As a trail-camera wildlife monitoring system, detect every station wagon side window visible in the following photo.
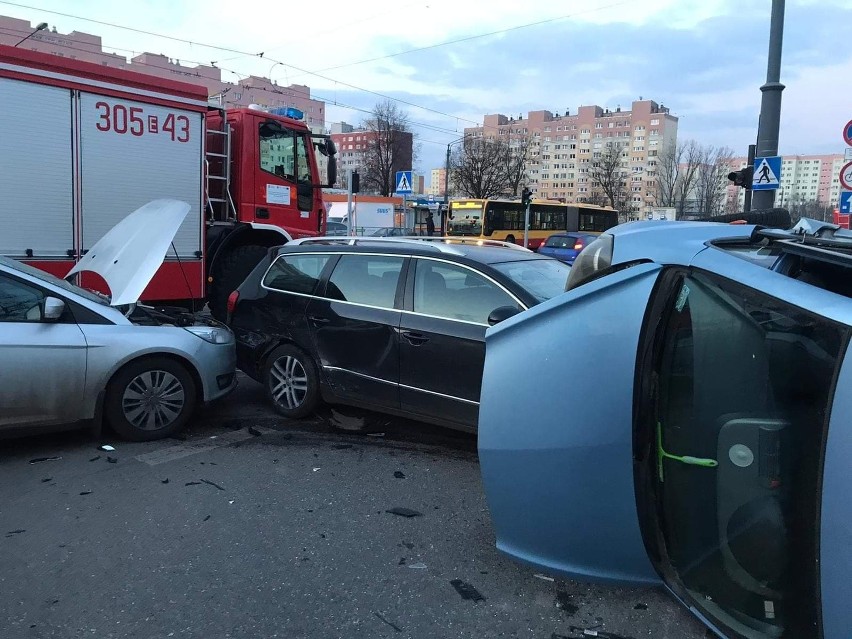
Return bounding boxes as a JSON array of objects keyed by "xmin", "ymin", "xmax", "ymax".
[
  {"xmin": 412, "ymin": 260, "xmax": 520, "ymax": 325},
  {"xmin": 637, "ymin": 269, "xmax": 847, "ymax": 639},
  {"xmin": 263, "ymin": 254, "xmax": 332, "ymax": 295},
  {"xmin": 0, "ymin": 275, "xmax": 44, "ymax": 322},
  {"xmin": 324, "ymin": 255, "xmax": 404, "ymax": 309}
]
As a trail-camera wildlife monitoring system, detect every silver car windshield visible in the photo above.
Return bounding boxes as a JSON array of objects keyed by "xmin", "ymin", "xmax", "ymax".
[
  {"xmin": 491, "ymin": 258, "xmax": 571, "ymax": 303},
  {"xmin": 0, "ymin": 256, "xmax": 110, "ymax": 306}
]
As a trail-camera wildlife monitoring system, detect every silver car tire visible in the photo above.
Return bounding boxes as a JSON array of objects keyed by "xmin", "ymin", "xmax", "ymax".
[
  {"xmin": 104, "ymin": 357, "xmax": 197, "ymax": 441},
  {"xmin": 264, "ymin": 345, "xmax": 320, "ymax": 419}
]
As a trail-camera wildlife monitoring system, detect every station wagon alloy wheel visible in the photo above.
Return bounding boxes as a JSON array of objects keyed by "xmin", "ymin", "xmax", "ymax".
[
  {"xmin": 122, "ymin": 370, "xmax": 186, "ymax": 430},
  {"xmin": 270, "ymin": 356, "xmax": 308, "ymax": 409}
]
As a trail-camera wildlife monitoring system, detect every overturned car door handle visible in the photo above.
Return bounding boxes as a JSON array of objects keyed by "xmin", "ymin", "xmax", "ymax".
[{"xmin": 401, "ymin": 330, "xmax": 429, "ymax": 346}]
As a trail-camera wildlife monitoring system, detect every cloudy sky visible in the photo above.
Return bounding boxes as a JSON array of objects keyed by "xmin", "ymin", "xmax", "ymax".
[{"xmin": 2, "ymin": 0, "xmax": 849, "ymax": 181}]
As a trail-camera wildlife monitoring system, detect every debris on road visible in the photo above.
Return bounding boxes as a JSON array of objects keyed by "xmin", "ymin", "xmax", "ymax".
[
  {"xmin": 29, "ymin": 456, "xmax": 61, "ymax": 465},
  {"xmin": 203, "ymin": 515, "xmax": 211, "ymax": 521},
  {"xmin": 185, "ymin": 481, "xmax": 202, "ymax": 486},
  {"xmin": 559, "ymin": 627, "xmax": 638, "ymax": 639},
  {"xmin": 99, "ymin": 445, "xmax": 115, "ymax": 452},
  {"xmin": 556, "ymin": 591, "xmax": 579, "ymax": 616},
  {"xmin": 107, "ymin": 457, "xmax": 118, "ymax": 464},
  {"xmin": 449, "ymin": 579, "xmax": 485, "ymax": 602},
  {"xmin": 200, "ymin": 479, "xmax": 225, "ymax": 491},
  {"xmin": 634, "ymin": 603, "xmax": 648, "ymax": 610},
  {"xmin": 41, "ymin": 478, "xmax": 52, "ymax": 483},
  {"xmin": 393, "ymin": 471, "xmax": 405, "ymax": 479},
  {"xmin": 312, "ymin": 467, "xmax": 321, "ymax": 472},
  {"xmin": 534, "ymin": 574, "xmax": 555, "ymax": 582},
  {"xmin": 373, "ymin": 612, "xmax": 402, "ymax": 633},
  {"xmin": 407, "ymin": 562, "xmax": 427, "ymax": 569},
  {"xmin": 248, "ymin": 426, "xmax": 263, "ymax": 437},
  {"xmin": 161, "ymin": 479, "xmax": 169, "ymax": 484},
  {"xmin": 88, "ymin": 456, "xmax": 100, "ymax": 462},
  {"xmin": 6, "ymin": 529, "xmax": 26, "ymax": 537},
  {"xmin": 386, "ymin": 507, "xmax": 422, "ymax": 518},
  {"xmin": 79, "ymin": 491, "xmax": 92, "ymax": 496},
  {"xmin": 329, "ymin": 409, "xmax": 365, "ymax": 431}
]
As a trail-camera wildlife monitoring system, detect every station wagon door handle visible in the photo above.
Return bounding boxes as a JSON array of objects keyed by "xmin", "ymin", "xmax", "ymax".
[
  {"xmin": 401, "ymin": 330, "xmax": 429, "ymax": 345},
  {"xmin": 308, "ymin": 315, "xmax": 330, "ymax": 325}
]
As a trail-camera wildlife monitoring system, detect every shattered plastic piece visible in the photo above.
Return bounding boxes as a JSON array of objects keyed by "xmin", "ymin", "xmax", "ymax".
[
  {"xmin": 634, "ymin": 603, "xmax": 648, "ymax": 610},
  {"xmin": 29, "ymin": 456, "xmax": 61, "ymax": 464},
  {"xmin": 88, "ymin": 456, "xmax": 101, "ymax": 462},
  {"xmin": 203, "ymin": 515, "xmax": 211, "ymax": 521},
  {"xmin": 386, "ymin": 507, "xmax": 422, "ymax": 518},
  {"xmin": 228, "ymin": 500, "xmax": 234, "ymax": 505},
  {"xmin": 200, "ymin": 479, "xmax": 225, "ymax": 491},
  {"xmin": 107, "ymin": 457, "xmax": 118, "ymax": 464},
  {"xmin": 6, "ymin": 529, "xmax": 26, "ymax": 537},
  {"xmin": 248, "ymin": 426, "xmax": 262, "ymax": 437},
  {"xmin": 366, "ymin": 432, "xmax": 386, "ymax": 437},
  {"xmin": 79, "ymin": 491, "xmax": 92, "ymax": 496},
  {"xmin": 534, "ymin": 574, "xmax": 555, "ymax": 582},
  {"xmin": 185, "ymin": 481, "xmax": 202, "ymax": 486},
  {"xmin": 41, "ymin": 478, "xmax": 52, "ymax": 483},
  {"xmin": 407, "ymin": 562, "xmax": 427, "ymax": 569},
  {"xmin": 99, "ymin": 445, "xmax": 115, "ymax": 451},
  {"xmin": 449, "ymin": 579, "xmax": 485, "ymax": 602},
  {"xmin": 312, "ymin": 467, "xmax": 321, "ymax": 472},
  {"xmin": 393, "ymin": 471, "xmax": 405, "ymax": 479},
  {"xmin": 567, "ymin": 626, "xmax": 637, "ymax": 639},
  {"xmin": 161, "ymin": 479, "xmax": 169, "ymax": 484},
  {"xmin": 373, "ymin": 612, "xmax": 402, "ymax": 633},
  {"xmin": 556, "ymin": 591, "xmax": 579, "ymax": 616}
]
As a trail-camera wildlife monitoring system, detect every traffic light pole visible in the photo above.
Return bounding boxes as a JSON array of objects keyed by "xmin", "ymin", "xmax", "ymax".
[
  {"xmin": 752, "ymin": 0, "xmax": 786, "ymax": 211},
  {"xmin": 523, "ymin": 202, "xmax": 530, "ymax": 248}
]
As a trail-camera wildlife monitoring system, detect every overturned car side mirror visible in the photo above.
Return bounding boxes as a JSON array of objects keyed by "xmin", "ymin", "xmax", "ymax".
[{"xmin": 487, "ymin": 305, "xmax": 521, "ymax": 326}]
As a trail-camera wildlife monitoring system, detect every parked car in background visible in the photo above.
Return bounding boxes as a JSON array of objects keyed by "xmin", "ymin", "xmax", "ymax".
[
  {"xmin": 0, "ymin": 200, "xmax": 236, "ymax": 441},
  {"xmin": 478, "ymin": 218, "xmax": 852, "ymax": 639},
  {"xmin": 536, "ymin": 232, "xmax": 598, "ymax": 264},
  {"xmin": 227, "ymin": 238, "xmax": 569, "ymax": 432}
]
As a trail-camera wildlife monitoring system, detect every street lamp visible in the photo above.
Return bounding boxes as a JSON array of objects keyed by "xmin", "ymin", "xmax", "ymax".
[
  {"xmin": 444, "ymin": 135, "xmax": 468, "ymax": 232},
  {"xmin": 15, "ymin": 22, "xmax": 48, "ymax": 47}
]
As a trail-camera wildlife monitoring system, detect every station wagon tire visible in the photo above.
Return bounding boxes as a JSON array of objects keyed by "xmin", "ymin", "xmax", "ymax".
[
  {"xmin": 104, "ymin": 357, "xmax": 197, "ymax": 441},
  {"xmin": 264, "ymin": 345, "xmax": 320, "ymax": 419},
  {"xmin": 209, "ymin": 244, "xmax": 269, "ymax": 320}
]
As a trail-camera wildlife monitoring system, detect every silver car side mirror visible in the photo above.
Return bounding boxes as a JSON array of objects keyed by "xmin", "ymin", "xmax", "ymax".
[{"xmin": 43, "ymin": 296, "xmax": 66, "ymax": 321}]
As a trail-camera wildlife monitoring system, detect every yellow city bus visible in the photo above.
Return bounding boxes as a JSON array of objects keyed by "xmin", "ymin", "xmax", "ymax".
[{"xmin": 446, "ymin": 199, "xmax": 618, "ymax": 249}]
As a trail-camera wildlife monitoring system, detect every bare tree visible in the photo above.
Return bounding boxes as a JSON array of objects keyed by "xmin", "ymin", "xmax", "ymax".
[
  {"xmin": 451, "ymin": 136, "xmax": 512, "ymax": 199},
  {"xmin": 655, "ymin": 140, "xmax": 702, "ymax": 215},
  {"xmin": 361, "ymin": 100, "xmax": 414, "ymax": 196},
  {"xmin": 695, "ymin": 146, "xmax": 734, "ymax": 217},
  {"xmin": 590, "ymin": 142, "xmax": 629, "ymax": 210},
  {"xmin": 504, "ymin": 135, "xmax": 534, "ymax": 197},
  {"xmin": 674, "ymin": 140, "xmax": 703, "ymax": 215}
]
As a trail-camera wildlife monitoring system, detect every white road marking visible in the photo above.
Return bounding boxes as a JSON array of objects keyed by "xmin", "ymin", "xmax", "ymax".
[{"xmin": 135, "ymin": 426, "xmax": 277, "ymax": 466}]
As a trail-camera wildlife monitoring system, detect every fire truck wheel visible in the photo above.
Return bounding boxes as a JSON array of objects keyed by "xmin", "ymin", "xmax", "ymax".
[
  {"xmin": 263, "ymin": 344, "xmax": 321, "ymax": 419},
  {"xmin": 104, "ymin": 357, "xmax": 197, "ymax": 441},
  {"xmin": 209, "ymin": 245, "xmax": 269, "ymax": 320}
]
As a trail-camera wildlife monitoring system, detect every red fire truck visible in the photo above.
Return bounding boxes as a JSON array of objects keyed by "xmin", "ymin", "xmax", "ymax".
[{"xmin": 0, "ymin": 44, "xmax": 336, "ymax": 318}]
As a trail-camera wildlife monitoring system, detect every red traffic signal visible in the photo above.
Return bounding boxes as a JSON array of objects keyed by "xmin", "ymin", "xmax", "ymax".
[{"xmin": 728, "ymin": 167, "xmax": 754, "ymax": 189}]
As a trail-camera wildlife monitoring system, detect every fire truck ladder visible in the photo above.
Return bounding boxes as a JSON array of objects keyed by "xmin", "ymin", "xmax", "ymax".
[{"xmin": 205, "ymin": 119, "xmax": 235, "ymax": 222}]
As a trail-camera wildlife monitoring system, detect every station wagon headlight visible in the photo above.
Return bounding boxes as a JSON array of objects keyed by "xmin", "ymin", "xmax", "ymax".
[
  {"xmin": 184, "ymin": 326, "xmax": 233, "ymax": 344},
  {"xmin": 565, "ymin": 233, "xmax": 614, "ymax": 291}
]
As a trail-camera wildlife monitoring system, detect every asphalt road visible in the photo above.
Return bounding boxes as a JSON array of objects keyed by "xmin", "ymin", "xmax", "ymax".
[{"xmin": 0, "ymin": 374, "xmax": 709, "ymax": 639}]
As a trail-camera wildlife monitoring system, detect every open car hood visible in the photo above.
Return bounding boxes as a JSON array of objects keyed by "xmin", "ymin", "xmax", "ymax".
[{"xmin": 66, "ymin": 199, "xmax": 190, "ymax": 306}]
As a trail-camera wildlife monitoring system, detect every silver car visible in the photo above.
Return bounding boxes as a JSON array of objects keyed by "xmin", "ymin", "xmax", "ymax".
[{"xmin": 0, "ymin": 200, "xmax": 236, "ymax": 441}]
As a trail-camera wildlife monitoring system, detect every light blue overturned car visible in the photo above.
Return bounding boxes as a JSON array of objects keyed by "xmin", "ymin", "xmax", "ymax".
[{"xmin": 478, "ymin": 218, "xmax": 852, "ymax": 639}]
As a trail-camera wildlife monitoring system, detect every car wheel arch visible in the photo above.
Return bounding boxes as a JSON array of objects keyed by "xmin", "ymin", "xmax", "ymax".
[{"xmin": 100, "ymin": 351, "xmax": 205, "ymax": 409}]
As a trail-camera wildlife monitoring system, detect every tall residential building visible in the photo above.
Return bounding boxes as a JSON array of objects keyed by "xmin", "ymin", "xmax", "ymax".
[
  {"xmin": 464, "ymin": 100, "xmax": 678, "ymax": 213},
  {"xmin": 429, "ymin": 168, "xmax": 447, "ymax": 197},
  {"xmin": 330, "ymin": 125, "xmax": 414, "ymax": 194},
  {"xmin": 0, "ymin": 15, "xmax": 326, "ymax": 130},
  {"xmin": 723, "ymin": 154, "xmax": 846, "ymax": 211}
]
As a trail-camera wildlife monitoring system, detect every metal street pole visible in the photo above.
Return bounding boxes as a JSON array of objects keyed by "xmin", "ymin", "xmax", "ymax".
[
  {"xmin": 443, "ymin": 144, "xmax": 451, "ymax": 234},
  {"xmin": 346, "ymin": 168, "xmax": 353, "ymax": 236},
  {"xmin": 752, "ymin": 0, "xmax": 786, "ymax": 210},
  {"xmin": 15, "ymin": 21, "xmax": 47, "ymax": 47},
  {"xmin": 523, "ymin": 202, "xmax": 530, "ymax": 248},
  {"xmin": 744, "ymin": 144, "xmax": 755, "ymax": 213}
]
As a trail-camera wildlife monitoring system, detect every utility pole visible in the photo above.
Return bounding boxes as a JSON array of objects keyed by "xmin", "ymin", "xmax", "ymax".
[
  {"xmin": 15, "ymin": 22, "xmax": 47, "ymax": 47},
  {"xmin": 752, "ymin": 0, "xmax": 786, "ymax": 210},
  {"xmin": 346, "ymin": 168, "xmax": 353, "ymax": 236}
]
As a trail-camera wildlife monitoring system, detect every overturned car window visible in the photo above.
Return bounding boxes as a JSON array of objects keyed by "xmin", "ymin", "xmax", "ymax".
[{"xmin": 639, "ymin": 270, "xmax": 846, "ymax": 639}]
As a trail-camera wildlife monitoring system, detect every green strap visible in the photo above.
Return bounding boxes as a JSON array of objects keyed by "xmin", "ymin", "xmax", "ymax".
[{"xmin": 656, "ymin": 422, "xmax": 718, "ymax": 482}]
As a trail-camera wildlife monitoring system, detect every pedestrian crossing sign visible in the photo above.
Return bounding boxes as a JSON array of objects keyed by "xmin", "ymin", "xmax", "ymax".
[
  {"xmin": 752, "ymin": 156, "xmax": 781, "ymax": 191},
  {"xmin": 395, "ymin": 170, "xmax": 413, "ymax": 194}
]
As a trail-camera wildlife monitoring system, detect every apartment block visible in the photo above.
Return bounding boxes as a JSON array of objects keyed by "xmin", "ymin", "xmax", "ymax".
[
  {"xmin": 464, "ymin": 99, "xmax": 678, "ymax": 213},
  {"xmin": 330, "ymin": 124, "xmax": 414, "ymax": 193},
  {"xmin": 0, "ymin": 16, "xmax": 326, "ymax": 130},
  {"xmin": 429, "ymin": 168, "xmax": 447, "ymax": 197},
  {"xmin": 724, "ymin": 154, "xmax": 846, "ymax": 211}
]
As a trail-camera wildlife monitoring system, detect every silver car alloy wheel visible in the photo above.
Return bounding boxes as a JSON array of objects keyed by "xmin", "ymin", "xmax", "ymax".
[
  {"xmin": 270, "ymin": 355, "xmax": 309, "ymax": 409},
  {"xmin": 121, "ymin": 370, "xmax": 186, "ymax": 430}
]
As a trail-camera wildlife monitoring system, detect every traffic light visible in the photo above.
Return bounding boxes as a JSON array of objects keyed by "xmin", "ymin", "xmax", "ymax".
[
  {"xmin": 351, "ymin": 170, "xmax": 360, "ymax": 193},
  {"xmin": 521, "ymin": 187, "xmax": 532, "ymax": 207},
  {"xmin": 727, "ymin": 167, "xmax": 753, "ymax": 189}
]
